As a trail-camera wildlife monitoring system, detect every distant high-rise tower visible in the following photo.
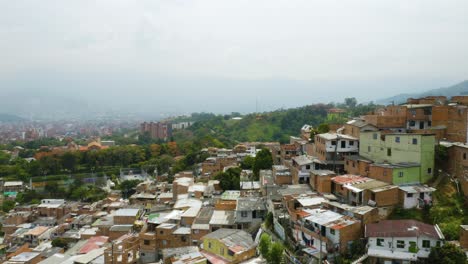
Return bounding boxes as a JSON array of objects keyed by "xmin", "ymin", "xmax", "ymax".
[{"xmin": 140, "ymin": 122, "xmax": 172, "ymax": 140}]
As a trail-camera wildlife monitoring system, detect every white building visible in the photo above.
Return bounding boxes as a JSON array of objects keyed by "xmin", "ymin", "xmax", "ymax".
[
  {"xmin": 365, "ymin": 220, "xmax": 444, "ymax": 263},
  {"xmin": 317, "ymin": 133, "xmax": 359, "ymax": 153},
  {"xmin": 398, "ymin": 185, "xmax": 436, "ymax": 209}
]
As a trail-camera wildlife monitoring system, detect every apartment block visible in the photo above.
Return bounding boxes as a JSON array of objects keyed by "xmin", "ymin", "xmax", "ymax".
[{"xmin": 359, "ymin": 131, "xmax": 435, "ymax": 184}]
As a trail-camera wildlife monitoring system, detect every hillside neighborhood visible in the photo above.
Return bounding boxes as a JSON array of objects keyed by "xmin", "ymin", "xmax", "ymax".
[{"xmin": 1, "ymin": 95, "xmax": 468, "ymax": 264}]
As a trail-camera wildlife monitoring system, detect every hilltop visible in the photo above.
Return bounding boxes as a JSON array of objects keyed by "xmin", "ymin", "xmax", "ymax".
[{"xmin": 173, "ymin": 101, "xmax": 376, "ymax": 146}]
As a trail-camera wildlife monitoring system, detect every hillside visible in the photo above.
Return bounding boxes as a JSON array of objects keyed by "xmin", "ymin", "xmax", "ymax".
[
  {"xmin": 377, "ymin": 80, "xmax": 468, "ymax": 104},
  {"xmin": 173, "ymin": 102, "xmax": 376, "ymax": 146},
  {"xmin": 0, "ymin": 113, "xmax": 24, "ymax": 122}
]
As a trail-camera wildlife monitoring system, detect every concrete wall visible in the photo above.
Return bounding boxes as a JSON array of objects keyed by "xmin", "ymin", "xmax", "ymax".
[{"xmin": 359, "ymin": 132, "xmax": 434, "ymax": 183}]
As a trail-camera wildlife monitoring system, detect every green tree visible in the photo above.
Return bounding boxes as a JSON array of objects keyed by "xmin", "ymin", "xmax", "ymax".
[
  {"xmin": 60, "ymin": 151, "xmax": 79, "ymax": 172},
  {"xmin": 428, "ymin": 243, "xmax": 467, "ymax": 264},
  {"xmin": 317, "ymin": 123, "xmax": 330, "ymax": 133},
  {"xmin": 52, "ymin": 238, "xmax": 69, "ymax": 248},
  {"xmin": 118, "ymin": 180, "xmax": 142, "ymax": 198},
  {"xmin": 268, "ymin": 242, "xmax": 284, "ymax": 264},
  {"xmin": 241, "ymin": 156, "xmax": 255, "ymax": 170},
  {"xmin": 0, "ymin": 151, "xmax": 11, "ymax": 165},
  {"xmin": 259, "ymin": 233, "xmax": 271, "ymax": 259},
  {"xmin": 265, "ymin": 212, "xmax": 273, "ymax": 229},
  {"xmin": 44, "ymin": 182, "xmax": 64, "ymax": 198},
  {"xmin": 2, "ymin": 200, "xmax": 16, "ymax": 212},
  {"xmin": 216, "ymin": 167, "xmax": 241, "ymax": 190},
  {"xmin": 253, "ymin": 149, "xmax": 273, "ymax": 179},
  {"xmin": 344, "ymin": 97, "xmax": 358, "ymax": 108}
]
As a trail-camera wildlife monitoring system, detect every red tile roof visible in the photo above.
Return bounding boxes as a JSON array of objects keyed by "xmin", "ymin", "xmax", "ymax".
[
  {"xmin": 331, "ymin": 175, "xmax": 370, "ymax": 184},
  {"xmin": 78, "ymin": 236, "xmax": 109, "ymax": 254}
]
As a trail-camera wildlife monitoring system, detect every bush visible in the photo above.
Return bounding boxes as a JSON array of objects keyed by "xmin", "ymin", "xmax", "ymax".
[
  {"xmin": 2, "ymin": 200, "xmax": 16, "ymax": 212},
  {"xmin": 52, "ymin": 238, "xmax": 69, "ymax": 248}
]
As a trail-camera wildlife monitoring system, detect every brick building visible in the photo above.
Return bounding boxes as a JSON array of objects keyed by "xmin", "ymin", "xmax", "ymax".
[{"xmin": 140, "ymin": 122, "xmax": 172, "ymax": 140}]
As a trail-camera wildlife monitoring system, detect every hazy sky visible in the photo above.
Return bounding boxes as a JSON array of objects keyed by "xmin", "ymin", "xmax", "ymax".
[{"xmin": 1, "ymin": 0, "xmax": 468, "ymax": 116}]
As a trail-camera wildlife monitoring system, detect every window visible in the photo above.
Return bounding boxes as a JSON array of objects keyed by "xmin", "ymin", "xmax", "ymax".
[
  {"xmin": 331, "ymin": 141, "xmax": 337, "ymax": 146},
  {"xmin": 373, "ymin": 133, "xmax": 378, "ymax": 139},
  {"xmin": 436, "ymin": 241, "xmax": 441, "ymax": 247},
  {"xmin": 341, "ymin": 141, "xmax": 346, "ymax": 148},
  {"xmin": 144, "ymin": 240, "xmax": 150, "ymax": 245},
  {"xmin": 349, "ymin": 141, "xmax": 354, "ymax": 146},
  {"xmin": 399, "ymin": 171, "xmax": 404, "ymax": 177},
  {"xmin": 162, "ymin": 240, "xmax": 167, "ymax": 246},
  {"xmin": 410, "ymin": 110, "xmax": 416, "ymax": 116},
  {"xmin": 409, "ymin": 120, "xmax": 416, "ymax": 126},
  {"xmin": 464, "ymin": 153, "xmax": 466, "ymax": 160},
  {"xmin": 428, "ymin": 121, "xmax": 432, "ymax": 127},
  {"xmin": 407, "ymin": 193, "xmax": 413, "ymax": 198},
  {"xmin": 181, "ymin": 236, "xmax": 187, "ymax": 242},
  {"xmin": 330, "ymin": 229, "xmax": 335, "ymax": 235},
  {"xmin": 422, "ymin": 240, "xmax": 431, "ymax": 248},
  {"xmin": 412, "ymin": 138, "xmax": 418, "ymax": 145},
  {"xmin": 395, "ymin": 137, "xmax": 400, "ymax": 143},
  {"xmin": 208, "ymin": 242, "xmax": 212, "ymax": 249},
  {"xmin": 377, "ymin": 238, "xmax": 384, "ymax": 246},
  {"xmin": 368, "ymin": 146, "xmax": 371, "ymax": 152},
  {"xmin": 241, "ymin": 211, "xmax": 248, "ymax": 217},
  {"xmin": 428, "ymin": 168, "xmax": 432, "ymax": 174},
  {"xmin": 387, "ymin": 148, "xmax": 392, "ymax": 156},
  {"xmin": 160, "ymin": 231, "xmax": 164, "ymax": 235},
  {"xmin": 228, "ymin": 250, "xmax": 235, "ymax": 256},
  {"xmin": 306, "ymin": 165, "xmax": 311, "ymax": 170},
  {"xmin": 397, "ymin": 240, "xmax": 405, "ymax": 248}
]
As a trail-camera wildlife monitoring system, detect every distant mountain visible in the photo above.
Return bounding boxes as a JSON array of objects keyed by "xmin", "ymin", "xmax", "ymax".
[
  {"xmin": 377, "ymin": 80, "xmax": 468, "ymax": 105},
  {"xmin": 0, "ymin": 113, "xmax": 24, "ymax": 122}
]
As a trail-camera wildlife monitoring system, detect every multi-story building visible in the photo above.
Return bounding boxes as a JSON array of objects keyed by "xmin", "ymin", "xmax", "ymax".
[
  {"xmin": 290, "ymin": 155, "xmax": 323, "ymax": 184},
  {"xmin": 443, "ymin": 141, "xmax": 468, "ymax": 199},
  {"xmin": 359, "ymin": 131, "xmax": 435, "ymax": 184},
  {"xmin": 313, "ymin": 133, "xmax": 359, "ymax": 172},
  {"xmin": 295, "ymin": 208, "xmax": 361, "ymax": 255},
  {"xmin": 339, "ymin": 118, "xmax": 378, "ymax": 139},
  {"xmin": 105, "ymin": 234, "xmax": 140, "ymax": 264},
  {"xmin": 140, "ymin": 122, "xmax": 172, "ymax": 140},
  {"xmin": 234, "ymin": 198, "xmax": 266, "ymax": 230}
]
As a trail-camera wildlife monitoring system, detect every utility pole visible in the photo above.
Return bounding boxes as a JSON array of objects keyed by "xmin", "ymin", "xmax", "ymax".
[
  {"xmin": 318, "ymin": 228, "xmax": 322, "ymax": 264},
  {"xmin": 332, "ymin": 134, "xmax": 340, "ymax": 173}
]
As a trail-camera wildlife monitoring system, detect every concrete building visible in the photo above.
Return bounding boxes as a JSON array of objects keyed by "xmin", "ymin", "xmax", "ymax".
[
  {"xmin": 309, "ymin": 170, "xmax": 335, "ymax": 194},
  {"xmin": 296, "ymin": 208, "xmax": 362, "ymax": 255},
  {"xmin": 365, "ymin": 220, "xmax": 445, "ymax": 263},
  {"xmin": 313, "ymin": 133, "xmax": 359, "ymax": 172},
  {"xmin": 359, "ymin": 131, "xmax": 435, "ymax": 184},
  {"xmin": 398, "ymin": 185, "xmax": 436, "ymax": 209},
  {"xmin": 140, "ymin": 122, "xmax": 172, "ymax": 140},
  {"xmin": 201, "ymin": 229, "xmax": 256, "ymax": 264},
  {"xmin": 339, "ymin": 118, "xmax": 378, "ymax": 139}
]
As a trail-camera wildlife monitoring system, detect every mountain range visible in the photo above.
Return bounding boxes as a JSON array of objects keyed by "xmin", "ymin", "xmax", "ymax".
[{"xmin": 377, "ymin": 80, "xmax": 468, "ymax": 105}]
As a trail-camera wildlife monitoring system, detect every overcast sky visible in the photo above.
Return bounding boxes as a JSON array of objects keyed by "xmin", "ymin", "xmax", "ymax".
[{"xmin": 1, "ymin": 0, "xmax": 468, "ymax": 116}]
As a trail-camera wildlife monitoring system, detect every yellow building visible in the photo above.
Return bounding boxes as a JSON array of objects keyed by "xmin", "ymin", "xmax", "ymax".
[{"xmin": 201, "ymin": 229, "xmax": 256, "ymax": 264}]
